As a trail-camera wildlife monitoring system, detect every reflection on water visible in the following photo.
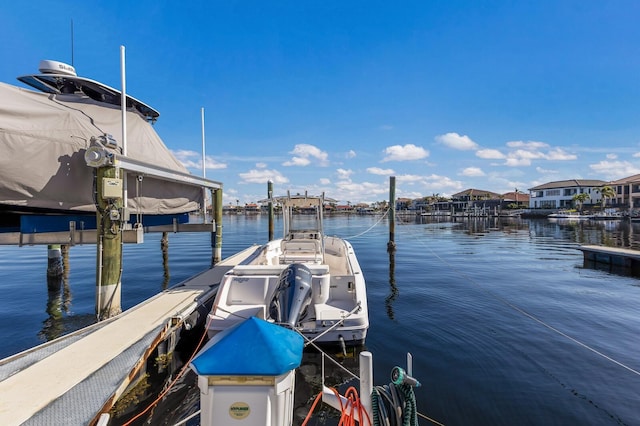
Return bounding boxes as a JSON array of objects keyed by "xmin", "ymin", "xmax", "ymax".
[{"xmin": 416, "ymin": 215, "xmax": 640, "ymax": 249}]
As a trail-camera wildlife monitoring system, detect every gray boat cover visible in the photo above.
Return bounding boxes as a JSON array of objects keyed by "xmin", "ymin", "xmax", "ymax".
[{"xmin": 0, "ymin": 82, "xmax": 203, "ymax": 214}]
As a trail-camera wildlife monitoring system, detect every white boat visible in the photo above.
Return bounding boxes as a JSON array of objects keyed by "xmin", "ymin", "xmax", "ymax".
[
  {"xmin": 206, "ymin": 192, "xmax": 369, "ymax": 345},
  {"xmin": 547, "ymin": 211, "xmax": 592, "ymax": 220}
]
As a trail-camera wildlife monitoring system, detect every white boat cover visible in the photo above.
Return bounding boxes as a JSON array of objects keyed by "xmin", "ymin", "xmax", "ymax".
[{"xmin": 0, "ymin": 82, "xmax": 203, "ymax": 214}]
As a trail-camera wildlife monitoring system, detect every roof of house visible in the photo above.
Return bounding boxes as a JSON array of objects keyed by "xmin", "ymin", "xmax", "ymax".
[
  {"xmin": 609, "ymin": 174, "xmax": 640, "ymax": 185},
  {"xmin": 528, "ymin": 179, "xmax": 607, "ymax": 191},
  {"xmin": 451, "ymin": 188, "xmax": 502, "ymax": 199},
  {"xmin": 502, "ymin": 191, "xmax": 530, "ymax": 202}
]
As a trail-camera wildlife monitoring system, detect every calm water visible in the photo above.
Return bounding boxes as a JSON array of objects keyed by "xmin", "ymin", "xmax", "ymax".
[{"xmin": 1, "ymin": 215, "xmax": 639, "ymax": 425}]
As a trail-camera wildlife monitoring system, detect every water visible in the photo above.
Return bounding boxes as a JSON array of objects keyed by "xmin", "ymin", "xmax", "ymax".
[{"xmin": 1, "ymin": 216, "xmax": 639, "ymax": 425}]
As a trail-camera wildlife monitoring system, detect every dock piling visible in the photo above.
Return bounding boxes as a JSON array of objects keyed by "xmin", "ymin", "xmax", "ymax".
[
  {"xmin": 46, "ymin": 244, "xmax": 63, "ymax": 278},
  {"xmin": 388, "ymin": 176, "xmax": 396, "ymax": 253},
  {"xmin": 268, "ymin": 180, "xmax": 274, "ymax": 241},
  {"xmin": 212, "ymin": 188, "xmax": 223, "ymax": 265},
  {"xmin": 95, "ymin": 166, "xmax": 123, "ymax": 320}
]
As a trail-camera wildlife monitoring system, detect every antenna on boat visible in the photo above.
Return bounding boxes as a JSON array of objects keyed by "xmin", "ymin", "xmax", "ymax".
[
  {"xmin": 70, "ymin": 19, "xmax": 74, "ymax": 66},
  {"xmin": 201, "ymin": 107, "xmax": 208, "ymax": 215}
]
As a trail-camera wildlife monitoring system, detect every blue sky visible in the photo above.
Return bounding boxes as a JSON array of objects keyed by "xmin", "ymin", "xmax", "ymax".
[{"xmin": 2, "ymin": 1, "xmax": 640, "ymax": 205}]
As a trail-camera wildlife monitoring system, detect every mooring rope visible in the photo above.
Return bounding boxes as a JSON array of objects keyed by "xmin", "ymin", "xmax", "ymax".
[
  {"xmin": 396, "ymin": 223, "xmax": 640, "ymax": 378},
  {"xmin": 341, "ymin": 207, "xmax": 390, "ymax": 240}
]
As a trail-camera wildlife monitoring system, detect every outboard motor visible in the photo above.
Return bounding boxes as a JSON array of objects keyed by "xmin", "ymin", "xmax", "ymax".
[{"xmin": 270, "ymin": 264, "xmax": 313, "ymax": 328}]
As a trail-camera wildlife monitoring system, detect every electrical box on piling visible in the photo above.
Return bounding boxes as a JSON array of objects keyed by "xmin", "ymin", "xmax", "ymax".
[
  {"xmin": 191, "ymin": 317, "xmax": 303, "ymax": 426},
  {"xmin": 101, "ymin": 178, "xmax": 123, "ymax": 199}
]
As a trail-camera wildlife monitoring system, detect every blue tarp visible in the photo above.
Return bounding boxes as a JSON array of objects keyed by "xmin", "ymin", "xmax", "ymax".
[{"xmin": 190, "ymin": 317, "xmax": 303, "ymax": 376}]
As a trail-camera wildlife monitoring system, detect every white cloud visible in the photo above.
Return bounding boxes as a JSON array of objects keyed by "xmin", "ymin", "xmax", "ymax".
[
  {"xmin": 346, "ymin": 150, "xmax": 357, "ymax": 158},
  {"xmin": 435, "ymin": 132, "xmax": 478, "ymax": 150},
  {"xmin": 379, "ymin": 125, "xmax": 394, "ymax": 131},
  {"xmin": 422, "ymin": 174, "xmax": 464, "ymax": 191},
  {"xmin": 634, "ymin": 152, "xmax": 640, "ymax": 158},
  {"xmin": 283, "ymin": 144, "xmax": 329, "ymax": 166},
  {"xmin": 282, "ymin": 156, "xmax": 310, "ymax": 166},
  {"xmin": 460, "ymin": 167, "xmax": 485, "ymax": 177},
  {"xmin": 589, "ymin": 160, "xmax": 640, "ymax": 180},
  {"xmin": 606, "ymin": 153, "xmax": 618, "ymax": 160},
  {"xmin": 336, "ymin": 168, "xmax": 354, "ymax": 180},
  {"xmin": 172, "ymin": 149, "xmax": 227, "ymax": 170},
  {"xmin": 239, "ymin": 168, "xmax": 289, "ymax": 184},
  {"xmin": 545, "ymin": 148, "xmax": 577, "ymax": 161},
  {"xmin": 476, "ymin": 149, "xmax": 506, "ymax": 159},
  {"xmin": 319, "ymin": 178, "xmax": 331, "ymax": 185},
  {"xmin": 535, "ymin": 166, "xmax": 558, "ymax": 174},
  {"xmin": 382, "ymin": 144, "xmax": 429, "ymax": 162},
  {"xmin": 367, "ymin": 167, "xmax": 395, "ymax": 175},
  {"xmin": 500, "ymin": 143, "xmax": 575, "ymax": 167},
  {"xmin": 396, "ymin": 174, "xmax": 425, "ymax": 183},
  {"xmin": 255, "ymin": 162, "xmax": 267, "ymax": 169},
  {"xmin": 506, "ymin": 140, "xmax": 549, "ymax": 150}
]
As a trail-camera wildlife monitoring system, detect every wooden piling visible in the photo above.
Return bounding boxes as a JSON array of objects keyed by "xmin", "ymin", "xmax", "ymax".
[
  {"xmin": 213, "ymin": 188, "xmax": 223, "ymax": 264},
  {"xmin": 387, "ymin": 176, "xmax": 396, "ymax": 253},
  {"xmin": 95, "ymin": 166, "xmax": 123, "ymax": 320},
  {"xmin": 161, "ymin": 232, "xmax": 170, "ymax": 289},
  {"xmin": 268, "ymin": 181, "xmax": 274, "ymax": 241},
  {"xmin": 47, "ymin": 244, "xmax": 63, "ymax": 278}
]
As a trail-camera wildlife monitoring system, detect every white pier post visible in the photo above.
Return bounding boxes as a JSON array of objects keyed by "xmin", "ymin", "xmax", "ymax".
[{"xmin": 360, "ymin": 351, "xmax": 373, "ymax": 422}]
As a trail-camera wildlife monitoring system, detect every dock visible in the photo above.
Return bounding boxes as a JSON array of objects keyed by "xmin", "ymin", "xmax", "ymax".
[
  {"xmin": 0, "ymin": 245, "xmax": 260, "ymax": 426},
  {"xmin": 578, "ymin": 245, "xmax": 640, "ymax": 275}
]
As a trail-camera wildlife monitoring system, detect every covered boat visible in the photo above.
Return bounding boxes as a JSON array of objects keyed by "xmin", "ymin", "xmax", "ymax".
[{"xmin": 0, "ymin": 60, "xmax": 209, "ymax": 217}]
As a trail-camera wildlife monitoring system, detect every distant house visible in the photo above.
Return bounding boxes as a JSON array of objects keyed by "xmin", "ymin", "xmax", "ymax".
[
  {"xmin": 451, "ymin": 188, "xmax": 502, "ymax": 211},
  {"xmin": 502, "ymin": 191, "xmax": 529, "ymax": 205},
  {"xmin": 336, "ymin": 204, "xmax": 354, "ymax": 213},
  {"xmin": 396, "ymin": 198, "xmax": 412, "ymax": 210},
  {"xmin": 609, "ymin": 174, "xmax": 640, "ymax": 209},
  {"xmin": 528, "ymin": 179, "xmax": 606, "ymax": 209},
  {"xmin": 243, "ymin": 203, "xmax": 260, "ymax": 214}
]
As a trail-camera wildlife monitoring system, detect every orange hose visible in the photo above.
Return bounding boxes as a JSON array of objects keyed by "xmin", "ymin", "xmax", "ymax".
[{"xmin": 301, "ymin": 392, "xmax": 324, "ymax": 426}]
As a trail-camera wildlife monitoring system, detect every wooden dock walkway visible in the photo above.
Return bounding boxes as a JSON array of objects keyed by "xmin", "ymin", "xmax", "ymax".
[{"xmin": 0, "ymin": 245, "xmax": 260, "ymax": 425}]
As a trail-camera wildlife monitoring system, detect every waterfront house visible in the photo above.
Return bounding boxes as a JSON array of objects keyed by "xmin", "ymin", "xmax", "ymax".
[
  {"xmin": 609, "ymin": 174, "xmax": 640, "ymax": 210},
  {"xmin": 451, "ymin": 188, "xmax": 502, "ymax": 212},
  {"xmin": 501, "ymin": 191, "xmax": 530, "ymax": 207},
  {"xmin": 528, "ymin": 179, "xmax": 606, "ymax": 209}
]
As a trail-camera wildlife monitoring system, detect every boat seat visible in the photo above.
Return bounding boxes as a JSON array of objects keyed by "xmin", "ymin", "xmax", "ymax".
[{"xmin": 280, "ymin": 239, "xmax": 323, "ymax": 263}]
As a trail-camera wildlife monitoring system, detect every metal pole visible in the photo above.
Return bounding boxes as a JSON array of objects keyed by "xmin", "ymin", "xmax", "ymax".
[
  {"xmin": 120, "ymin": 46, "xmax": 128, "ymax": 213},
  {"xmin": 201, "ymin": 107, "xmax": 207, "ymax": 216},
  {"xmin": 388, "ymin": 176, "xmax": 396, "ymax": 252},
  {"xmin": 268, "ymin": 180, "xmax": 274, "ymax": 241}
]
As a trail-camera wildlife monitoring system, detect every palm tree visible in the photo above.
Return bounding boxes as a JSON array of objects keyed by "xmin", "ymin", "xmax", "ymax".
[
  {"xmin": 572, "ymin": 193, "xmax": 591, "ymax": 213},
  {"xmin": 596, "ymin": 185, "xmax": 616, "ymax": 210}
]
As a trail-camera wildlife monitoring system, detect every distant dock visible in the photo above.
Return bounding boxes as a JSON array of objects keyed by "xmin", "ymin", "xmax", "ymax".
[
  {"xmin": 579, "ymin": 245, "xmax": 640, "ymax": 276},
  {"xmin": 0, "ymin": 245, "xmax": 260, "ymax": 425}
]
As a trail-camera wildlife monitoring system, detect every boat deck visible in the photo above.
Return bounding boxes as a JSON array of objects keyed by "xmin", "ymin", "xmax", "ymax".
[{"xmin": 0, "ymin": 245, "xmax": 260, "ymax": 425}]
